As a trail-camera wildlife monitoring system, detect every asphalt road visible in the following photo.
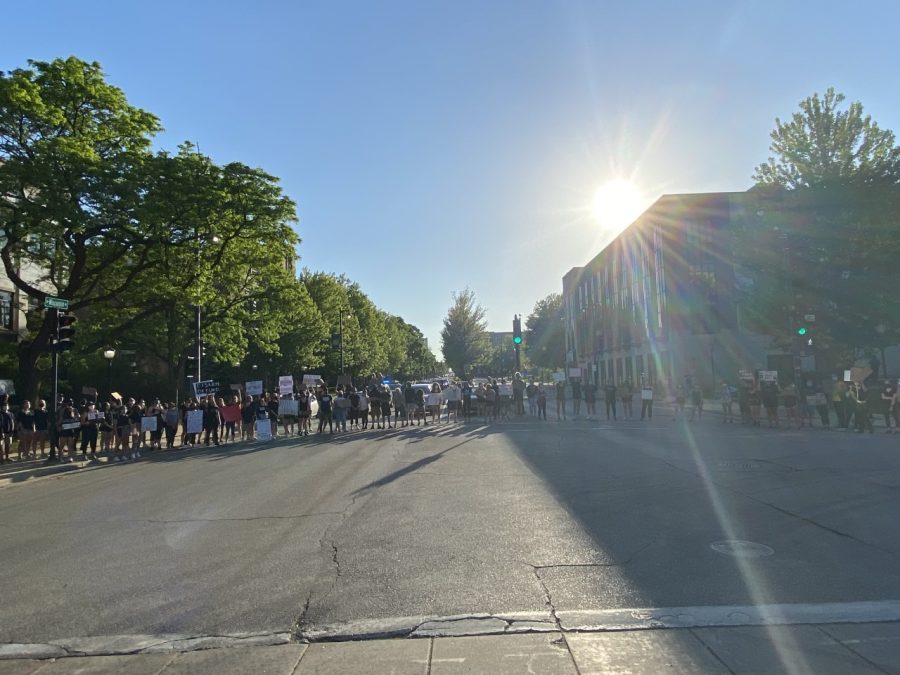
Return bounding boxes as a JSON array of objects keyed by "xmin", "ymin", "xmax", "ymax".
[{"xmin": 2, "ymin": 414, "xmax": 900, "ymax": 646}]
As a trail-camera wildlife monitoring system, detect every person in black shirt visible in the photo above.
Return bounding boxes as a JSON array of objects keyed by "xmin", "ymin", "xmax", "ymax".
[
  {"xmin": 57, "ymin": 399, "xmax": 79, "ymax": 462},
  {"xmin": 1, "ymin": 400, "xmax": 16, "ymax": 462},
  {"xmin": 33, "ymin": 400, "xmax": 49, "ymax": 458},
  {"xmin": 571, "ymin": 379, "xmax": 582, "ymax": 417},
  {"xmin": 850, "ymin": 382, "xmax": 874, "ymax": 434},
  {"xmin": 318, "ymin": 388, "xmax": 333, "ymax": 434},
  {"xmin": 16, "ymin": 400, "xmax": 36, "ymax": 459},
  {"xmin": 203, "ymin": 398, "xmax": 222, "ymax": 446},
  {"xmin": 604, "ymin": 382, "xmax": 617, "ymax": 420},
  {"xmin": 79, "ymin": 403, "xmax": 99, "ymax": 461}
]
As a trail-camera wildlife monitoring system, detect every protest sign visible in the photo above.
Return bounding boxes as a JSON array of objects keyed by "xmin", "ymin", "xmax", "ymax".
[
  {"xmin": 738, "ymin": 370, "xmax": 754, "ymax": 380},
  {"xmin": 230, "ymin": 384, "xmax": 242, "ymax": 392},
  {"xmin": 221, "ymin": 404, "xmax": 241, "ymax": 423},
  {"xmin": 110, "ymin": 391, "xmax": 122, "ymax": 401},
  {"xmin": 552, "ymin": 371, "xmax": 565, "ymax": 382},
  {"xmin": 141, "ymin": 416, "xmax": 158, "ymax": 432},
  {"xmin": 568, "ymin": 367, "xmax": 582, "ymax": 378},
  {"xmin": 336, "ymin": 374, "xmax": 353, "ymax": 387},
  {"xmin": 255, "ymin": 419, "xmax": 273, "ymax": 441},
  {"xmin": 498, "ymin": 383, "xmax": 513, "ymax": 396},
  {"xmin": 81, "ymin": 386, "xmax": 98, "ymax": 398},
  {"xmin": 759, "ymin": 370, "xmax": 778, "ymax": 382},
  {"xmin": 245, "ymin": 380, "xmax": 263, "ymax": 396},
  {"xmin": 425, "ymin": 393, "xmax": 443, "ymax": 407},
  {"xmin": 302, "ymin": 374, "xmax": 322, "ymax": 387},
  {"xmin": 0, "ymin": 380, "xmax": 15, "ymax": 395},
  {"xmin": 192, "ymin": 380, "xmax": 219, "ymax": 397},
  {"xmin": 641, "ymin": 388, "xmax": 654, "ymax": 401},
  {"xmin": 61, "ymin": 420, "xmax": 81, "ymax": 431},
  {"xmin": 278, "ymin": 375, "xmax": 294, "ymax": 395},
  {"xmin": 279, "ymin": 399, "xmax": 299, "ymax": 417},
  {"xmin": 186, "ymin": 409, "xmax": 204, "ymax": 434}
]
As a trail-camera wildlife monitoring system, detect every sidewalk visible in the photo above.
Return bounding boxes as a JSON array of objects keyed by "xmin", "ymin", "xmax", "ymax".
[{"xmin": 2, "ymin": 620, "xmax": 899, "ymax": 673}]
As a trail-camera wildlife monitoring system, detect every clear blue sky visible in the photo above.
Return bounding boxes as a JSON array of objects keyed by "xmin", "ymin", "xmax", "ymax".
[{"xmin": 6, "ymin": 1, "xmax": 900, "ymax": 356}]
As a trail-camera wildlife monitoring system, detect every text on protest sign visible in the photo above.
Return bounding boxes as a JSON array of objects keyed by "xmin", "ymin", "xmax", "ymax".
[
  {"xmin": 278, "ymin": 375, "xmax": 294, "ymax": 395},
  {"xmin": 141, "ymin": 416, "xmax": 158, "ymax": 432},
  {"xmin": 255, "ymin": 419, "xmax": 272, "ymax": 441},
  {"xmin": 192, "ymin": 380, "xmax": 220, "ymax": 397},
  {"xmin": 245, "ymin": 380, "xmax": 263, "ymax": 396},
  {"xmin": 186, "ymin": 410, "xmax": 204, "ymax": 434}
]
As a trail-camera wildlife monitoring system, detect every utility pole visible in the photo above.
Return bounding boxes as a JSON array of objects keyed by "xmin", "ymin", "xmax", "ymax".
[{"xmin": 48, "ymin": 308, "xmax": 59, "ymax": 462}]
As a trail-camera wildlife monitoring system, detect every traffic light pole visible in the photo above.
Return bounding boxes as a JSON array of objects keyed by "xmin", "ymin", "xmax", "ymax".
[
  {"xmin": 48, "ymin": 308, "xmax": 59, "ymax": 463},
  {"xmin": 340, "ymin": 312, "xmax": 344, "ymax": 374}
]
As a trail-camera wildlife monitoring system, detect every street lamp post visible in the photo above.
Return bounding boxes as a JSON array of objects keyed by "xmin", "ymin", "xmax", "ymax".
[
  {"xmin": 103, "ymin": 348, "xmax": 116, "ymax": 397},
  {"xmin": 337, "ymin": 308, "xmax": 352, "ymax": 374}
]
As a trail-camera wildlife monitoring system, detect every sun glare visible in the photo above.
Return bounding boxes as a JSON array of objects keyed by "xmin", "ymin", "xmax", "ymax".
[{"xmin": 592, "ymin": 179, "xmax": 645, "ymax": 235}]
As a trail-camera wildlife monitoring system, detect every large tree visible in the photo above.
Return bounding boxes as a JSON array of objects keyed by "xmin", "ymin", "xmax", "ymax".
[
  {"xmin": 753, "ymin": 88, "xmax": 900, "ymax": 188},
  {"xmin": 440, "ymin": 288, "xmax": 488, "ymax": 377},
  {"xmin": 524, "ymin": 293, "xmax": 565, "ymax": 371},
  {"xmin": 0, "ymin": 57, "xmax": 168, "ymax": 397}
]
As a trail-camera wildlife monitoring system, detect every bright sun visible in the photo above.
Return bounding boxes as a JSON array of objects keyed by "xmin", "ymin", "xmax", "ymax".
[{"xmin": 592, "ymin": 179, "xmax": 645, "ymax": 233}]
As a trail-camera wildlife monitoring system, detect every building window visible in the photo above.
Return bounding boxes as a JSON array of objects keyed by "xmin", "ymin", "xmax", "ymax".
[{"xmin": 0, "ymin": 291, "xmax": 13, "ymax": 331}]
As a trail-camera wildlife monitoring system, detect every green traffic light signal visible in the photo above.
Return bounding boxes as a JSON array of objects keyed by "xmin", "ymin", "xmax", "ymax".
[
  {"xmin": 797, "ymin": 327, "xmax": 807, "ymax": 335},
  {"xmin": 513, "ymin": 335, "xmax": 522, "ymax": 345}
]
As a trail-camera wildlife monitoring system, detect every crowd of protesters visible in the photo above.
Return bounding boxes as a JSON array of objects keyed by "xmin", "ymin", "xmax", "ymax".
[
  {"xmin": 3, "ymin": 369, "xmax": 898, "ymax": 465},
  {"xmin": 0, "ymin": 372, "xmax": 541, "ymax": 464}
]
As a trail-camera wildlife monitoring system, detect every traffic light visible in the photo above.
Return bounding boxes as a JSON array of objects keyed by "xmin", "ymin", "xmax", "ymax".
[
  {"xmin": 797, "ymin": 327, "xmax": 807, "ymax": 336},
  {"xmin": 331, "ymin": 332, "xmax": 342, "ymax": 351},
  {"xmin": 512, "ymin": 315, "xmax": 522, "ymax": 345},
  {"xmin": 55, "ymin": 313, "xmax": 77, "ymax": 352}
]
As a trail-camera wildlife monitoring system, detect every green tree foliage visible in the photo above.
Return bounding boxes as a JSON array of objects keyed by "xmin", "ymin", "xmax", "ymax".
[
  {"xmin": 524, "ymin": 293, "xmax": 565, "ymax": 370},
  {"xmin": 0, "ymin": 57, "xmax": 167, "ymax": 397},
  {"xmin": 440, "ymin": 288, "xmax": 488, "ymax": 377},
  {"xmin": 0, "ymin": 57, "xmax": 437, "ymax": 398},
  {"xmin": 753, "ymin": 88, "xmax": 900, "ymax": 188}
]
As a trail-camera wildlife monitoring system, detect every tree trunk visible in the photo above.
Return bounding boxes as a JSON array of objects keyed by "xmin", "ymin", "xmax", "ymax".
[{"xmin": 18, "ymin": 310, "xmax": 56, "ymax": 401}]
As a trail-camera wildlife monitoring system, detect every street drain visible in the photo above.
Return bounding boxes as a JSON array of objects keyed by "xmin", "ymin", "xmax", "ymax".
[{"xmin": 709, "ymin": 540, "xmax": 774, "ymax": 558}]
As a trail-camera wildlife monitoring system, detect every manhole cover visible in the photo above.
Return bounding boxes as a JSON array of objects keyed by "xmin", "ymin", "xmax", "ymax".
[{"xmin": 710, "ymin": 540, "xmax": 774, "ymax": 558}]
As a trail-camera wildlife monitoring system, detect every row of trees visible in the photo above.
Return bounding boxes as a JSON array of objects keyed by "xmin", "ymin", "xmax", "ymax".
[
  {"xmin": 439, "ymin": 288, "xmax": 565, "ymax": 378},
  {"xmin": 0, "ymin": 57, "xmax": 436, "ymax": 400}
]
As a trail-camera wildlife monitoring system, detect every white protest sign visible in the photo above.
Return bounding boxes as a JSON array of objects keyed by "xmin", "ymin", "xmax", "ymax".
[
  {"xmin": 641, "ymin": 388, "xmax": 654, "ymax": 401},
  {"xmin": 141, "ymin": 416, "xmax": 158, "ymax": 432},
  {"xmin": 186, "ymin": 409, "xmax": 204, "ymax": 434},
  {"xmin": 302, "ymin": 374, "xmax": 322, "ymax": 387},
  {"xmin": 844, "ymin": 370, "xmax": 852, "ymax": 382},
  {"xmin": 552, "ymin": 371, "xmax": 566, "ymax": 382},
  {"xmin": 425, "ymin": 393, "xmax": 443, "ymax": 407},
  {"xmin": 245, "ymin": 380, "xmax": 263, "ymax": 396},
  {"xmin": 255, "ymin": 419, "xmax": 272, "ymax": 441},
  {"xmin": 739, "ymin": 369, "xmax": 754, "ymax": 380},
  {"xmin": 278, "ymin": 399, "xmax": 299, "ymax": 417},
  {"xmin": 568, "ymin": 367, "xmax": 582, "ymax": 378},
  {"xmin": 498, "ymin": 383, "xmax": 513, "ymax": 396},
  {"xmin": 278, "ymin": 375, "xmax": 294, "ymax": 395},
  {"xmin": 759, "ymin": 370, "xmax": 778, "ymax": 382}
]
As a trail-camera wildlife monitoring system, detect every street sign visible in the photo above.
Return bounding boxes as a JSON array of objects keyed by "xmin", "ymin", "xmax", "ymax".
[
  {"xmin": 44, "ymin": 297, "xmax": 69, "ymax": 310},
  {"xmin": 803, "ymin": 314, "xmax": 816, "ymax": 322}
]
